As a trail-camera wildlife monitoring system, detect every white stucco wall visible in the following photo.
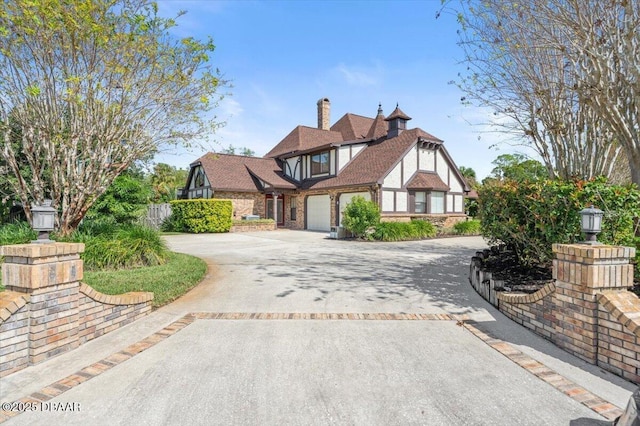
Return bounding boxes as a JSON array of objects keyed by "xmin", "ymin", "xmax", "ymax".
[
  {"xmin": 382, "ymin": 190, "xmax": 395, "ymax": 211},
  {"xmin": 447, "ymin": 194, "xmax": 454, "ymax": 213},
  {"xmin": 449, "ymin": 169, "xmax": 463, "ymax": 192},
  {"xmin": 338, "ymin": 146, "xmax": 350, "ymax": 171},
  {"xmin": 352, "ymin": 144, "xmax": 365, "ymax": 157},
  {"xmin": 436, "ymin": 150, "xmax": 449, "ymax": 184},
  {"xmin": 383, "ymin": 163, "xmax": 402, "ymax": 189},
  {"xmin": 419, "ymin": 148, "xmax": 435, "ymax": 171},
  {"xmin": 286, "ymin": 157, "xmax": 300, "ymax": 181},
  {"xmin": 403, "ymin": 147, "xmax": 418, "ymax": 186}
]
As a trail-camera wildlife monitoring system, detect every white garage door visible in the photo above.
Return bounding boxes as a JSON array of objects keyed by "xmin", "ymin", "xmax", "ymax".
[
  {"xmin": 306, "ymin": 194, "xmax": 331, "ymax": 231},
  {"xmin": 339, "ymin": 192, "xmax": 371, "ymax": 226}
]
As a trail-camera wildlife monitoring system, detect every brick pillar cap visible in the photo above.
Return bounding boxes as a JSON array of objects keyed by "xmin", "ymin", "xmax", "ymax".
[{"xmin": 0, "ymin": 242, "xmax": 85, "ymax": 258}]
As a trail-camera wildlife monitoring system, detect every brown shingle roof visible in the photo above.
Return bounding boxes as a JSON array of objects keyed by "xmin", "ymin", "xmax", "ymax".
[
  {"xmin": 302, "ymin": 128, "xmax": 437, "ymax": 190},
  {"xmin": 265, "ymin": 126, "xmax": 343, "ymax": 158},
  {"xmin": 385, "ymin": 106, "xmax": 412, "ymax": 121},
  {"xmin": 365, "ymin": 111, "xmax": 387, "ymax": 139},
  {"xmin": 406, "ymin": 172, "xmax": 450, "ymax": 191},
  {"xmin": 196, "ymin": 153, "xmax": 295, "ymax": 192},
  {"xmin": 330, "ymin": 113, "xmax": 374, "ymax": 140}
]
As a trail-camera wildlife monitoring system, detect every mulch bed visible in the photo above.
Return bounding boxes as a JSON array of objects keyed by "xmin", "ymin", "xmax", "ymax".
[{"xmin": 480, "ymin": 247, "xmax": 640, "ymax": 295}]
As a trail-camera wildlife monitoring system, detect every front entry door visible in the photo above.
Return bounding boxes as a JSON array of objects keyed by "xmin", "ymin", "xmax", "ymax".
[{"xmin": 266, "ymin": 195, "xmax": 284, "ymax": 226}]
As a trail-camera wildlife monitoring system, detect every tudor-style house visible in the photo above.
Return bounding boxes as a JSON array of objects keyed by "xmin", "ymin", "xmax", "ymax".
[{"xmin": 182, "ymin": 98, "xmax": 470, "ymax": 231}]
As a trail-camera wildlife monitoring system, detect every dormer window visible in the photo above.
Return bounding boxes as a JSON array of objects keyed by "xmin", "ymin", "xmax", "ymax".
[{"xmin": 311, "ymin": 151, "xmax": 330, "ymax": 176}]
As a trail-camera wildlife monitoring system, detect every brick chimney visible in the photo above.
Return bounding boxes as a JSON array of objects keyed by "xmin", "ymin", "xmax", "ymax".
[{"xmin": 317, "ymin": 98, "xmax": 330, "ymax": 130}]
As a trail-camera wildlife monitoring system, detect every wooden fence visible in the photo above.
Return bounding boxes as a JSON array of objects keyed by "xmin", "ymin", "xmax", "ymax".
[{"xmin": 144, "ymin": 203, "xmax": 172, "ymax": 229}]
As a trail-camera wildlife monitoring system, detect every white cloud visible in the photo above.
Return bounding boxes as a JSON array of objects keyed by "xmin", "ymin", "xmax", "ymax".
[
  {"xmin": 219, "ymin": 97, "xmax": 244, "ymax": 118},
  {"xmin": 333, "ymin": 63, "xmax": 381, "ymax": 87}
]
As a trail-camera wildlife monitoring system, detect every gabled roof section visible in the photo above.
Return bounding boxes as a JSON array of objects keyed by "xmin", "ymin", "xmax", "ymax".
[
  {"xmin": 195, "ymin": 153, "xmax": 295, "ymax": 192},
  {"xmin": 301, "ymin": 128, "xmax": 433, "ymax": 190},
  {"xmin": 265, "ymin": 126, "xmax": 343, "ymax": 158},
  {"xmin": 406, "ymin": 172, "xmax": 450, "ymax": 191},
  {"xmin": 330, "ymin": 113, "xmax": 374, "ymax": 140}
]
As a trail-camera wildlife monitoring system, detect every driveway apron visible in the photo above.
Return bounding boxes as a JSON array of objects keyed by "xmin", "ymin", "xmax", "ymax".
[{"xmin": 0, "ymin": 231, "xmax": 633, "ymax": 425}]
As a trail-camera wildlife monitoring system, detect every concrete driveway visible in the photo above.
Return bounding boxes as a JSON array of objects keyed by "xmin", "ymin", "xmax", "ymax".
[{"xmin": 1, "ymin": 230, "xmax": 634, "ymax": 425}]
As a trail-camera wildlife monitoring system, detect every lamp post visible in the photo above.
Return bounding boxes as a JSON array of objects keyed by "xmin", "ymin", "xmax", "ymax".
[
  {"xmin": 31, "ymin": 200, "xmax": 56, "ymax": 243},
  {"xmin": 579, "ymin": 205, "xmax": 604, "ymax": 245}
]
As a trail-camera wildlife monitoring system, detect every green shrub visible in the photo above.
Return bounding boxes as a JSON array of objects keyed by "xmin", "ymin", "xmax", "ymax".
[
  {"xmin": 77, "ymin": 225, "xmax": 169, "ymax": 270},
  {"xmin": 411, "ymin": 219, "xmax": 437, "ymax": 238},
  {"xmin": 372, "ymin": 220, "xmax": 436, "ymax": 241},
  {"xmin": 453, "ymin": 220, "xmax": 481, "ymax": 235},
  {"xmin": 169, "ymin": 199, "xmax": 233, "ymax": 233},
  {"xmin": 85, "ymin": 171, "xmax": 152, "ymax": 225},
  {"xmin": 0, "ymin": 221, "xmax": 37, "ymax": 245},
  {"xmin": 479, "ymin": 177, "xmax": 640, "ymax": 267},
  {"xmin": 160, "ymin": 213, "xmax": 183, "ymax": 232},
  {"xmin": 342, "ymin": 196, "xmax": 380, "ymax": 239}
]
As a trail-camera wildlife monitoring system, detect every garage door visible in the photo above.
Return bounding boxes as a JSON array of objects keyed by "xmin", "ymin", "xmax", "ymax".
[
  {"xmin": 339, "ymin": 192, "xmax": 371, "ymax": 226},
  {"xmin": 306, "ymin": 194, "xmax": 331, "ymax": 231}
]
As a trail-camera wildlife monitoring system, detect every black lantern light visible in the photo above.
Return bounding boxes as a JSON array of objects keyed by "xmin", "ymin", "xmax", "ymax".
[
  {"xmin": 579, "ymin": 205, "xmax": 604, "ymax": 245},
  {"xmin": 31, "ymin": 200, "xmax": 56, "ymax": 243}
]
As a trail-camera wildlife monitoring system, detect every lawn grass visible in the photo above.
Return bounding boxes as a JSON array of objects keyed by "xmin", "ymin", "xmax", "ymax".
[
  {"xmin": 82, "ymin": 252, "xmax": 207, "ymax": 308},
  {"xmin": 0, "ymin": 252, "xmax": 207, "ymax": 307}
]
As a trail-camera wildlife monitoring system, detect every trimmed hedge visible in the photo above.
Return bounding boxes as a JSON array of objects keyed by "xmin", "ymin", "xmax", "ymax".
[
  {"xmin": 479, "ymin": 177, "xmax": 640, "ymax": 267},
  {"xmin": 372, "ymin": 220, "xmax": 437, "ymax": 242},
  {"xmin": 169, "ymin": 199, "xmax": 233, "ymax": 233}
]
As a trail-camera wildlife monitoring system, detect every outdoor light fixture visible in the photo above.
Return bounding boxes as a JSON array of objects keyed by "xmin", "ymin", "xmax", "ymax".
[
  {"xmin": 31, "ymin": 200, "xmax": 56, "ymax": 243},
  {"xmin": 579, "ymin": 205, "xmax": 604, "ymax": 245}
]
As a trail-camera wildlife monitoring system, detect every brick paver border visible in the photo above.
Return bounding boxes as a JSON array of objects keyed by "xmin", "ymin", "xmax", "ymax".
[
  {"xmin": 0, "ymin": 312, "xmax": 624, "ymax": 423},
  {"xmin": 463, "ymin": 320, "xmax": 624, "ymax": 421}
]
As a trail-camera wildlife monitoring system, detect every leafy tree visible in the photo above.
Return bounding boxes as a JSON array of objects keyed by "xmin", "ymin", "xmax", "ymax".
[
  {"xmin": 487, "ymin": 154, "xmax": 548, "ymax": 183},
  {"xmin": 459, "ymin": 166, "xmax": 478, "ymax": 188},
  {"xmin": 0, "ymin": 0, "xmax": 226, "ymax": 235},
  {"xmin": 149, "ymin": 163, "xmax": 188, "ymax": 203},
  {"xmin": 86, "ymin": 168, "xmax": 152, "ymax": 225},
  {"xmin": 447, "ymin": 0, "xmax": 628, "ymax": 182},
  {"xmin": 221, "ymin": 144, "xmax": 256, "ymax": 157}
]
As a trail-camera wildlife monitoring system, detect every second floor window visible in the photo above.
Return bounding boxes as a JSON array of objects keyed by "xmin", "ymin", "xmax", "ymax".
[{"xmin": 311, "ymin": 151, "xmax": 330, "ymax": 175}]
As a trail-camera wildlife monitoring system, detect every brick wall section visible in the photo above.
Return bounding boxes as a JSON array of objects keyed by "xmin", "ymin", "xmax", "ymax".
[
  {"xmin": 214, "ymin": 191, "xmax": 265, "ymax": 220},
  {"xmin": 0, "ymin": 243, "xmax": 153, "ymax": 377},
  {"xmin": 497, "ymin": 283, "xmax": 558, "ymax": 342},
  {"xmin": 230, "ymin": 222, "xmax": 277, "ymax": 232},
  {"xmin": 77, "ymin": 283, "xmax": 152, "ymax": 345},
  {"xmin": 470, "ymin": 243, "xmax": 640, "ymax": 383},
  {"xmin": 0, "ymin": 292, "xmax": 30, "ymax": 376},
  {"xmin": 597, "ymin": 292, "xmax": 640, "ymax": 383}
]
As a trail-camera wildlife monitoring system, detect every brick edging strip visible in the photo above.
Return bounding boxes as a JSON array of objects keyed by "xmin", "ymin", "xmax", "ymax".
[
  {"xmin": 463, "ymin": 320, "xmax": 624, "ymax": 421},
  {"xmin": 0, "ymin": 312, "xmax": 624, "ymax": 423}
]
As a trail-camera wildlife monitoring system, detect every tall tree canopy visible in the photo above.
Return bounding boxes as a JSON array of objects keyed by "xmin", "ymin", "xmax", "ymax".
[
  {"xmin": 0, "ymin": 0, "xmax": 226, "ymax": 234},
  {"xmin": 449, "ymin": 0, "xmax": 639, "ymax": 185}
]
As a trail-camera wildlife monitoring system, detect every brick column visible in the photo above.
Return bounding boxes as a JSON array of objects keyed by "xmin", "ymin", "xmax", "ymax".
[
  {"xmin": 1, "ymin": 242, "xmax": 84, "ymax": 365},
  {"xmin": 552, "ymin": 244, "xmax": 636, "ymax": 363}
]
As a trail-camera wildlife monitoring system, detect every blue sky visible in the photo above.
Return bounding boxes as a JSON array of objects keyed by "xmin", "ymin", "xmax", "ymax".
[{"xmin": 154, "ymin": 0, "xmax": 529, "ymax": 179}]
